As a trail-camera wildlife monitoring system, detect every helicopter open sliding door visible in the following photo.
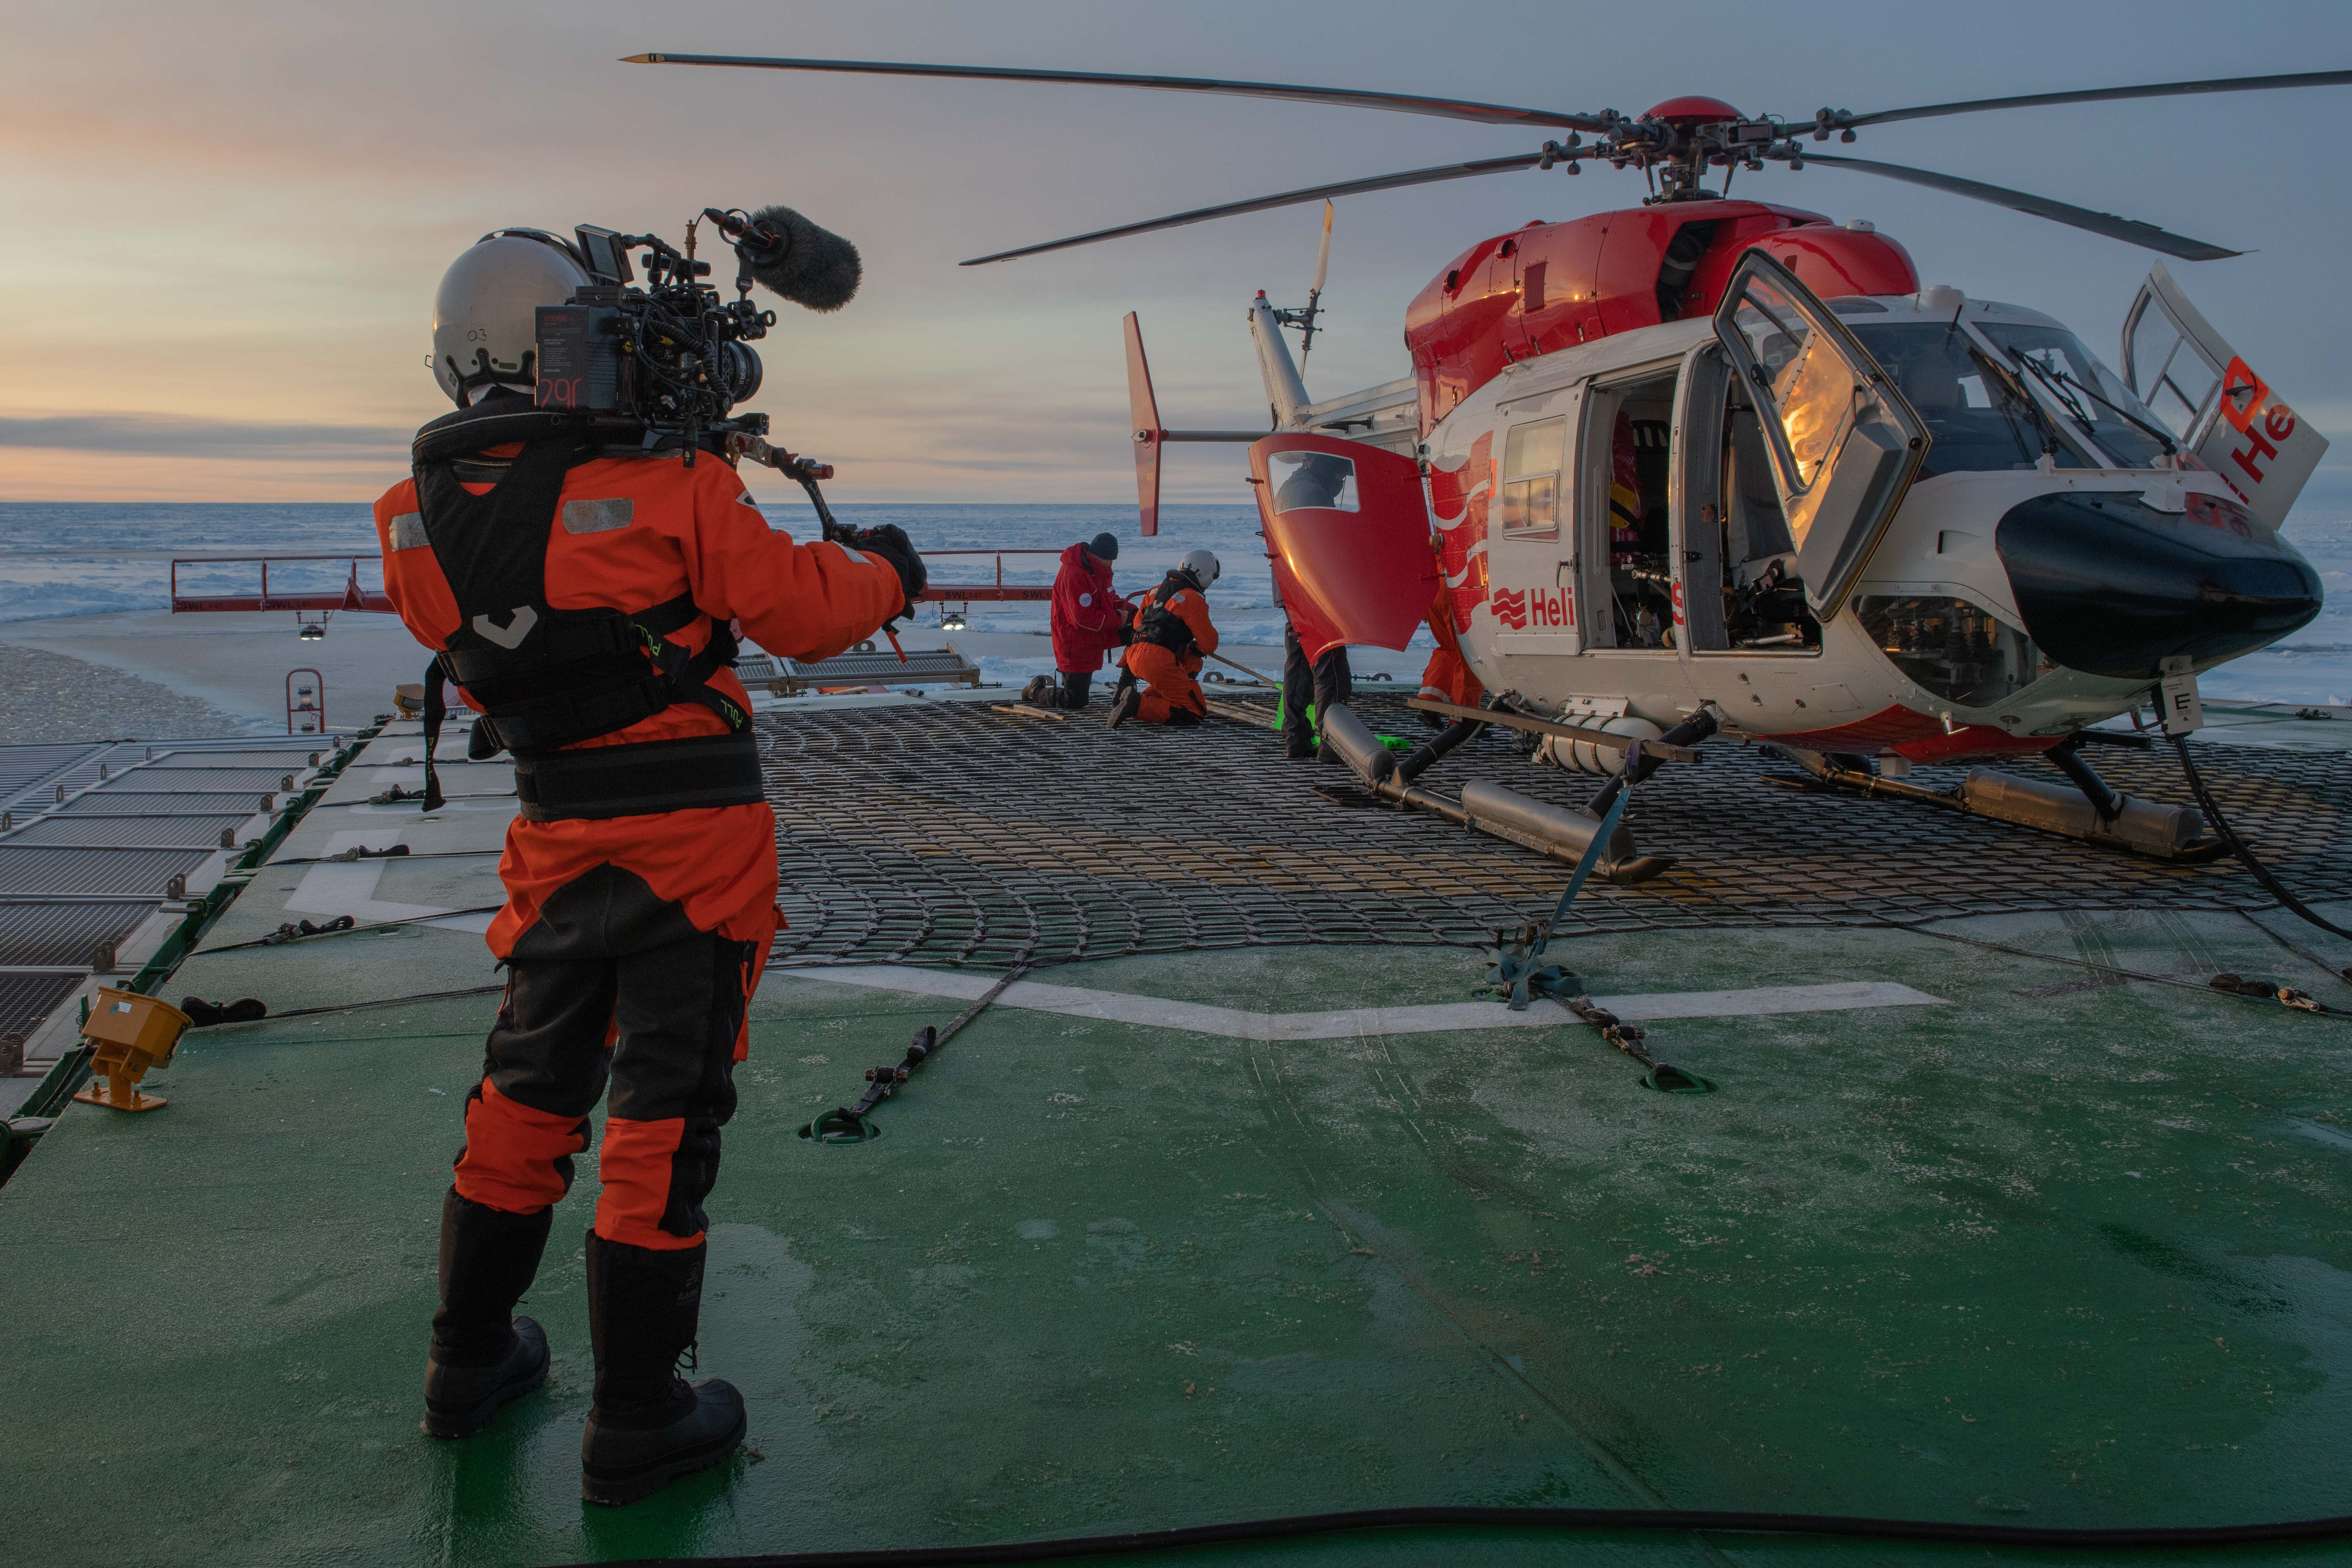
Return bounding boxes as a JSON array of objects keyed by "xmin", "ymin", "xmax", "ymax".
[
  {"xmin": 2122, "ymin": 262, "xmax": 2327, "ymax": 532},
  {"xmin": 1249, "ymin": 432, "xmax": 1439, "ymax": 663},
  {"xmin": 1711, "ymin": 252, "xmax": 1929, "ymax": 621}
]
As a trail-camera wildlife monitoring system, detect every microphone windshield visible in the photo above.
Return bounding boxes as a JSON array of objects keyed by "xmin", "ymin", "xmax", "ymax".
[{"xmin": 742, "ymin": 205, "xmax": 860, "ymax": 312}]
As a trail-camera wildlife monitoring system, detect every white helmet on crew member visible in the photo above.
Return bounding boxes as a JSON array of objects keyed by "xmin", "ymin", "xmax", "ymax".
[
  {"xmin": 428, "ymin": 231, "xmax": 592, "ymax": 408},
  {"xmin": 1178, "ymin": 549, "xmax": 1221, "ymax": 590}
]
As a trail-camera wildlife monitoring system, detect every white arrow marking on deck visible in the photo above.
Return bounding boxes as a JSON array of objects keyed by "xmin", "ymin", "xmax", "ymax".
[{"xmin": 775, "ymin": 967, "xmax": 1945, "ymax": 1041}]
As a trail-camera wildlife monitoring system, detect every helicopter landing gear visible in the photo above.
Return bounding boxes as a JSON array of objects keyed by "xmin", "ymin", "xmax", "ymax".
[
  {"xmin": 1319, "ymin": 700, "xmax": 1715, "ymax": 886},
  {"xmin": 1764, "ymin": 742, "xmax": 2229, "ymax": 862}
]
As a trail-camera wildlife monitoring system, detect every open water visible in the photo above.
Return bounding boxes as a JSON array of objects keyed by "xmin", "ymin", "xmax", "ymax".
[{"xmin": 0, "ymin": 498, "xmax": 2346, "ymax": 704}]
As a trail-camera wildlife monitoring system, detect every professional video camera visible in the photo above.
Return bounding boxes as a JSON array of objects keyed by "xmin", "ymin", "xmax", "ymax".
[{"xmin": 533, "ymin": 205, "xmax": 860, "ymax": 467}]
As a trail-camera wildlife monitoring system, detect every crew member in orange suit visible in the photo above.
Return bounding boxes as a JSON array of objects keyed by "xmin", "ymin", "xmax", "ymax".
[
  {"xmin": 381, "ymin": 230, "xmax": 918, "ymax": 1506},
  {"xmin": 1109, "ymin": 549, "xmax": 1220, "ymax": 727},
  {"xmin": 1414, "ymin": 584, "xmax": 1485, "ymax": 719}
]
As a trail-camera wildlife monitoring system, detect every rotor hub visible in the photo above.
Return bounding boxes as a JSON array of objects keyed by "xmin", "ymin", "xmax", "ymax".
[{"xmin": 1642, "ymin": 94, "xmax": 1742, "ymax": 130}]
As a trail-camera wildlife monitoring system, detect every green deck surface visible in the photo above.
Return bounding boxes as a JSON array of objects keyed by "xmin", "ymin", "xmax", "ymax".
[{"xmin": 4, "ymin": 730, "xmax": 2351, "ymax": 1565}]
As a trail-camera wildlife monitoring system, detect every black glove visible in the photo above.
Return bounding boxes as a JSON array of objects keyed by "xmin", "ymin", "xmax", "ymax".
[{"xmin": 837, "ymin": 524, "xmax": 926, "ymax": 619}]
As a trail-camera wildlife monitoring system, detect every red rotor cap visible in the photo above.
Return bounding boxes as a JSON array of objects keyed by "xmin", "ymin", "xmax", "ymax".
[{"xmin": 1642, "ymin": 94, "xmax": 1742, "ymax": 128}]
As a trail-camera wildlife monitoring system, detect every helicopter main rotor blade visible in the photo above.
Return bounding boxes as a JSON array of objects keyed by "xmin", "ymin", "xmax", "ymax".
[
  {"xmin": 958, "ymin": 154, "xmax": 1546, "ymax": 266},
  {"xmin": 1838, "ymin": 67, "xmax": 2352, "ymax": 130},
  {"xmin": 1790, "ymin": 153, "xmax": 2238, "ymax": 261},
  {"xmin": 624, "ymin": 53, "xmax": 1612, "ymax": 131}
]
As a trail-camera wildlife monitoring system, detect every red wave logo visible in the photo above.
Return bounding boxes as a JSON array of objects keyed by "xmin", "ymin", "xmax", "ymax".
[
  {"xmin": 1429, "ymin": 431, "xmax": 1495, "ymax": 632},
  {"xmin": 1491, "ymin": 586, "xmax": 1528, "ymax": 630}
]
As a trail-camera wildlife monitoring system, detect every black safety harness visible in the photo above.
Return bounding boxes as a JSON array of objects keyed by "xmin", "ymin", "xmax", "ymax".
[
  {"xmin": 406, "ymin": 407, "xmax": 762, "ymax": 821},
  {"xmin": 1131, "ymin": 572, "xmax": 1203, "ymax": 655}
]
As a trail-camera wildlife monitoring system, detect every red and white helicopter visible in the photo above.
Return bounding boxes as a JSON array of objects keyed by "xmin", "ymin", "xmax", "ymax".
[{"xmin": 637, "ymin": 53, "xmax": 2337, "ymax": 877}]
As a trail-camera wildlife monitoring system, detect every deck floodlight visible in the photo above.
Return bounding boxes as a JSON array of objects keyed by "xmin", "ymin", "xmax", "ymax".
[{"xmin": 73, "ymin": 989, "xmax": 193, "ymax": 1114}]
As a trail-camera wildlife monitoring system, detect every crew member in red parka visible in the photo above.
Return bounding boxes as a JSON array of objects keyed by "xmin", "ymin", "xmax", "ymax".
[{"xmin": 1027, "ymin": 531, "xmax": 1129, "ymax": 709}]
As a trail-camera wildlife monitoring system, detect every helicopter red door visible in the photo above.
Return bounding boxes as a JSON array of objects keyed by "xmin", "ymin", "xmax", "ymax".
[
  {"xmin": 1249, "ymin": 433, "xmax": 1439, "ymax": 663},
  {"xmin": 1712, "ymin": 252, "xmax": 1930, "ymax": 620}
]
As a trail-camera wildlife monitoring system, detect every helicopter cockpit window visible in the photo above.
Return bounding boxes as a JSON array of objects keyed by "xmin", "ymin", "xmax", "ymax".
[
  {"xmin": 1973, "ymin": 322, "xmax": 2174, "ymax": 470},
  {"xmin": 1857, "ymin": 594, "xmax": 2052, "ymax": 708},
  {"xmin": 1270, "ymin": 451, "xmax": 1359, "ymax": 514},
  {"xmin": 1499, "ymin": 417, "xmax": 1564, "ymax": 539},
  {"xmin": 1847, "ymin": 323, "xmax": 2087, "ymax": 476}
]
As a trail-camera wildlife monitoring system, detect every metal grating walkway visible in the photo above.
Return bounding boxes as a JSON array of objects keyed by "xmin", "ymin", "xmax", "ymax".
[
  {"xmin": 758, "ymin": 693, "xmax": 2351, "ymax": 969},
  {"xmin": 0, "ymin": 735, "xmax": 344, "ymax": 1051}
]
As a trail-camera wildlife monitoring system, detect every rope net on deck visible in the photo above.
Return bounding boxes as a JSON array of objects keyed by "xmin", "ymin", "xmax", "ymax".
[{"xmin": 758, "ymin": 694, "xmax": 2350, "ymax": 970}]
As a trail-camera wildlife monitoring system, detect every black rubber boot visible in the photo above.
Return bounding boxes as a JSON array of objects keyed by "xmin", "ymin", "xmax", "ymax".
[
  {"xmin": 422, "ymin": 1188, "xmax": 553, "ymax": 1438},
  {"xmin": 580, "ymin": 1233, "xmax": 746, "ymax": 1506},
  {"xmin": 1283, "ymin": 733, "xmax": 1315, "ymax": 761},
  {"xmin": 1107, "ymin": 684, "xmax": 1142, "ymax": 729},
  {"xmin": 1021, "ymin": 675, "xmax": 1057, "ymax": 707}
]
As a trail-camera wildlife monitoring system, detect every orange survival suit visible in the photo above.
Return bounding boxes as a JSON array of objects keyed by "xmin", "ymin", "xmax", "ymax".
[
  {"xmin": 1416, "ymin": 584, "xmax": 1485, "ymax": 714},
  {"xmin": 1121, "ymin": 570, "xmax": 1218, "ymax": 725},
  {"xmin": 375, "ymin": 417, "xmax": 904, "ymax": 1260}
]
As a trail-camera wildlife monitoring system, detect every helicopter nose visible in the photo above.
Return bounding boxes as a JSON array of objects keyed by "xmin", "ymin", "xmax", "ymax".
[{"xmin": 1994, "ymin": 489, "xmax": 2321, "ymax": 679}]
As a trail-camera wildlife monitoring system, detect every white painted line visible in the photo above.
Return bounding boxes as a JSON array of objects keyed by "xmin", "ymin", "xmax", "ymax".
[
  {"xmin": 773, "ymin": 965, "xmax": 1945, "ymax": 1041},
  {"xmin": 283, "ymin": 828, "xmax": 497, "ymax": 934}
]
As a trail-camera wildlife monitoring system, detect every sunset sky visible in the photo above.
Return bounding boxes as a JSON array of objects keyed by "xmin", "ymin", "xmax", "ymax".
[{"xmin": 3, "ymin": 0, "xmax": 2347, "ymax": 506}]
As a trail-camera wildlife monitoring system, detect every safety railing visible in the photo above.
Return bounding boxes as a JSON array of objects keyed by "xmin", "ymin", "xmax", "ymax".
[
  {"xmin": 169, "ymin": 547, "xmax": 1061, "ymax": 617},
  {"xmin": 169, "ymin": 555, "xmax": 392, "ymax": 614},
  {"xmin": 915, "ymin": 549, "xmax": 1059, "ymax": 603}
]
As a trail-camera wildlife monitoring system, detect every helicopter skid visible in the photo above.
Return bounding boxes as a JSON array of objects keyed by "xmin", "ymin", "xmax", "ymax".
[
  {"xmin": 1457, "ymin": 779, "xmax": 1677, "ymax": 885},
  {"xmin": 1771, "ymin": 747, "xmax": 2229, "ymax": 863},
  {"xmin": 1321, "ymin": 702, "xmax": 1678, "ymax": 885}
]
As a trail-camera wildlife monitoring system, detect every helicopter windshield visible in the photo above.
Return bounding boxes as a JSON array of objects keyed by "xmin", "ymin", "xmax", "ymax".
[
  {"xmin": 1845, "ymin": 323, "xmax": 2090, "ymax": 476},
  {"xmin": 1971, "ymin": 322, "xmax": 2176, "ymax": 469}
]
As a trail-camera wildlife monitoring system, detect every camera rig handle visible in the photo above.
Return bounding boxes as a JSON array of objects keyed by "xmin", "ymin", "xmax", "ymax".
[
  {"xmin": 727, "ymin": 432, "xmax": 838, "ymax": 532},
  {"xmin": 727, "ymin": 433, "xmax": 915, "ymax": 667}
]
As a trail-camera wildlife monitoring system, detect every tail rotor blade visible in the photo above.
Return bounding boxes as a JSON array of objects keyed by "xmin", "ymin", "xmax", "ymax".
[
  {"xmin": 1123, "ymin": 312, "xmax": 1162, "ymax": 538},
  {"xmin": 1312, "ymin": 201, "xmax": 1334, "ymax": 298}
]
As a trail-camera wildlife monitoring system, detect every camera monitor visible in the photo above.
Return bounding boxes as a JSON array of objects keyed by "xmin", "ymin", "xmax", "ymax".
[{"xmin": 574, "ymin": 226, "xmax": 635, "ymax": 286}]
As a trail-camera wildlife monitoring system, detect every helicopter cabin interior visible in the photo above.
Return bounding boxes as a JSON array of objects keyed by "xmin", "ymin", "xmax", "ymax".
[{"xmin": 1492, "ymin": 350, "xmax": 1823, "ymax": 663}]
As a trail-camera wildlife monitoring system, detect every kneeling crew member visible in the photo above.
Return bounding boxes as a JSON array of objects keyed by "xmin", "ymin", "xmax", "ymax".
[
  {"xmin": 1111, "ymin": 549, "xmax": 1220, "ymax": 728},
  {"xmin": 382, "ymin": 229, "xmax": 920, "ymax": 1505},
  {"xmin": 1026, "ymin": 530, "xmax": 1127, "ymax": 709}
]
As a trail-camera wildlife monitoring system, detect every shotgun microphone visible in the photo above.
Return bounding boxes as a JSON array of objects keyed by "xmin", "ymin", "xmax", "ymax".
[{"xmin": 712, "ymin": 205, "xmax": 862, "ymax": 312}]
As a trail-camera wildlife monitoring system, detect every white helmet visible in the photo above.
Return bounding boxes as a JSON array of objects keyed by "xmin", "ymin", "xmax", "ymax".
[
  {"xmin": 428, "ymin": 231, "xmax": 591, "ymax": 408},
  {"xmin": 1178, "ymin": 549, "xmax": 1221, "ymax": 589}
]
